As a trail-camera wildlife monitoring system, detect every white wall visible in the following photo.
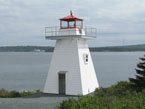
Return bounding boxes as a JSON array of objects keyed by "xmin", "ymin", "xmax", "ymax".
[
  {"xmin": 44, "ymin": 39, "xmax": 83, "ymax": 95},
  {"xmin": 58, "ymin": 28, "xmax": 85, "ymax": 36},
  {"xmin": 77, "ymin": 39, "xmax": 99, "ymax": 95},
  {"xmin": 43, "ymin": 38, "xmax": 99, "ymax": 95}
]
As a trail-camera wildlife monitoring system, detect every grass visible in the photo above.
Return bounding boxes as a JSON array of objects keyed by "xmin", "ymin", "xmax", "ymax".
[
  {"xmin": 56, "ymin": 81, "xmax": 145, "ymax": 109},
  {"xmin": 0, "ymin": 89, "xmax": 42, "ymax": 98}
]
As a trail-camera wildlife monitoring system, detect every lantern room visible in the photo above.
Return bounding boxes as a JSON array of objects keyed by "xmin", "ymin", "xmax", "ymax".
[{"xmin": 60, "ymin": 11, "xmax": 83, "ymax": 29}]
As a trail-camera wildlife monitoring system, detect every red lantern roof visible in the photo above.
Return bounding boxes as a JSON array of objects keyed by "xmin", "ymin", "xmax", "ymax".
[{"xmin": 60, "ymin": 11, "xmax": 83, "ymax": 21}]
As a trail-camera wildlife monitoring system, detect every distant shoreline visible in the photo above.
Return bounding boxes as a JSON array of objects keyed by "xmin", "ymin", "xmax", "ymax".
[{"xmin": 0, "ymin": 44, "xmax": 145, "ymax": 52}]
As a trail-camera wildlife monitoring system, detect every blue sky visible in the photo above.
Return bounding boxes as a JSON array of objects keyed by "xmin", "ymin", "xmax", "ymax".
[{"xmin": 0, "ymin": 0, "xmax": 145, "ymax": 47}]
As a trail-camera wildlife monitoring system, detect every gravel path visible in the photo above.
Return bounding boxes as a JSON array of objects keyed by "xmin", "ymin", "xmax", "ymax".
[{"xmin": 0, "ymin": 93, "xmax": 79, "ymax": 109}]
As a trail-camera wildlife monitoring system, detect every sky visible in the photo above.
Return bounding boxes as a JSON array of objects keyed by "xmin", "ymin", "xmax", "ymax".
[{"xmin": 0, "ymin": 0, "xmax": 145, "ymax": 47}]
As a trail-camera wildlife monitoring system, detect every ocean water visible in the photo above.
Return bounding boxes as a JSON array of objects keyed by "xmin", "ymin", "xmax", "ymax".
[{"xmin": 0, "ymin": 52, "xmax": 144, "ymax": 91}]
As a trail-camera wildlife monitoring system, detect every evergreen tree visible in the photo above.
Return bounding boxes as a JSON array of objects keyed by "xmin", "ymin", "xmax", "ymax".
[{"xmin": 129, "ymin": 55, "xmax": 145, "ymax": 90}]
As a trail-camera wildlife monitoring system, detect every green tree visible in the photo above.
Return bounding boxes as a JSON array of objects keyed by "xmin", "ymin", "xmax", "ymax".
[{"xmin": 129, "ymin": 55, "xmax": 145, "ymax": 91}]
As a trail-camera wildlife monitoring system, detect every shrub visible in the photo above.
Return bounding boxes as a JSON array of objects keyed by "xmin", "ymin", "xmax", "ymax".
[
  {"xmin": 8, "ymin": 90, "xmax": 21, "ymax": 98},
  {"xmin": 94, "ymin": 81, "xmax": 135, "ymax": 98},
  {"xmin": 56, "ymin": 81, "xmax": 145, "ymax": 109},
  {"xmin": 0, "ymin": 89, "xmax": 42, "ymax": 98},
  {"xmin": 0, "ymin": 88, "xmax": 8, "ymax": 98}
]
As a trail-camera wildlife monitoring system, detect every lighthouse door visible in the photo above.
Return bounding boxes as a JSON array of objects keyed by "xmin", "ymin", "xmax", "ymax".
[{"xmin": 59, "ymin": 73, "xmax": 65, "ymax": 95}]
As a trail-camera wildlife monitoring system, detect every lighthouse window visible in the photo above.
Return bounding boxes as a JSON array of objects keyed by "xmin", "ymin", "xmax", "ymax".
[
  {"xmin": 61, "ymin": 21, "xmax": 68, "ymax": 28},
  {"xmin": 69, "ymin": 21, "xmax": 75, "ymax": 28},
  {"xmin": 83, "ymin": 53, "xmax": 89, "ymax": 64},
  {"xmin": 76, "ymin": 20, "xmax": 82, "ymax": 28},
  {"xmin": 86, "ymin": 54, "xmax": 88, "ymax": 62}
]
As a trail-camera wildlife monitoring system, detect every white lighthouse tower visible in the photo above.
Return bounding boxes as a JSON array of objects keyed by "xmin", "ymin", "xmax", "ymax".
[{"xmin": 43, "ymin": 12, "xmax": 99, "ymax": 96}]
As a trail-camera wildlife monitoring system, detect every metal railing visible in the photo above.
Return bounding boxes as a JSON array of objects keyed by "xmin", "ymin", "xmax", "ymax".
[
  {"xmin": 84, "ymin": 27, "xmax": 97, "ymax": 37},
  {"xmin": 45, "ymin": 26, "xmax": 97, "ymax": 37},
  {"xmin": 45, "ymin": 26, "xmax": 59, "ymax": 36}
]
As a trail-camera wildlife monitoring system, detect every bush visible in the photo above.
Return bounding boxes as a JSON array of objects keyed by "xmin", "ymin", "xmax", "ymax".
[
  {"xmin": 0, "ymin": 88, "xmax": 9, "ymax": 98},
  {"xmin": 0, "ymin": 89, "xmax": 42, "ymax": 98},
  {"xmin": 8, "ymin": 90, "xmax": 21, "ymax": 98},
  {"xmin": 56, "ymin": 81, "xmax": 145, "ymax": 109},
  {"xmin": 94, "ymin": 81, "xmax": 135, "ymax": 98}
]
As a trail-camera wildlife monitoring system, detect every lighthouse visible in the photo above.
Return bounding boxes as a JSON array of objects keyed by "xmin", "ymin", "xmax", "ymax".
[{"xmin": 43, "ymin": 12, "xmax": 99, "ymax": 96}]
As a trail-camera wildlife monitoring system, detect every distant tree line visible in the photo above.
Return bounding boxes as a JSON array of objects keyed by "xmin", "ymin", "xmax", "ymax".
[
  {"xmin": 0, "ymin": 46, "xmax": 54, "ymax": 52},
  {"xmin": 90, "ymin": 44, "xmax": 145, "ymax": 52},
  {"xmin": 0, "ymin": 44, "xmax": 145, "ymax": 52}
]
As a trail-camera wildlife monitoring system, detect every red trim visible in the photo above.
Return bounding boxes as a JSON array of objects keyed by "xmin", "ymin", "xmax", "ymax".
[
  {"xmin": 60, "ymin": 21, "xmax": 62, "ymax": 29},
  {"xmin": 60, "ymin": 13, "xmax": 83, "ymax": 29},
  {"xmin": 60, "ymin": 20, "xmax": 83, "ymax": 29},
  {"xmin": 60, "ymin": 13, "xmax": 83, "ymax": 21},
  {"xmin": 82, "ymin": 21, "xmax": 83, "ymax": 29},
  {"xmin": 74, "ymin": 19, "xmax": 76, "ymax": 28},
  {"xmin": 60, "ymin": 27, "xmax": 82, "ymax": 29},
  {"xmin": 67, "ymin": 21, "xmax": 69, "ymax": 28}
]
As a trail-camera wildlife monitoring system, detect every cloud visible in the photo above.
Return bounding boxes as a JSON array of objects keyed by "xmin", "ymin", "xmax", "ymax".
[{"xmin": 0, "ymin": 0, "xmax": 145, "ymax": 47}]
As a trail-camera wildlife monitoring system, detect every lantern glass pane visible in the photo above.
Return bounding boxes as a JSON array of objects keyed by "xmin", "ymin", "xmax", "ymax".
[
  {"xmin": 69, "ymin": 21, "xmax": 75, "ymax": 28},
  {"xmin": 76, "ymin": 20, "xmax": 82, "ymax": 28},
  {"xmin": 61, "ymin": 21, "xmax": 68, "ymax": 28}
]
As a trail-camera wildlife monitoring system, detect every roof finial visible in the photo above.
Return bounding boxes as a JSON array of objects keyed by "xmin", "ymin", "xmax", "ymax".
[{"xmin": 70, "ymin": 10, "xmax": 73, "ymax": 15}]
